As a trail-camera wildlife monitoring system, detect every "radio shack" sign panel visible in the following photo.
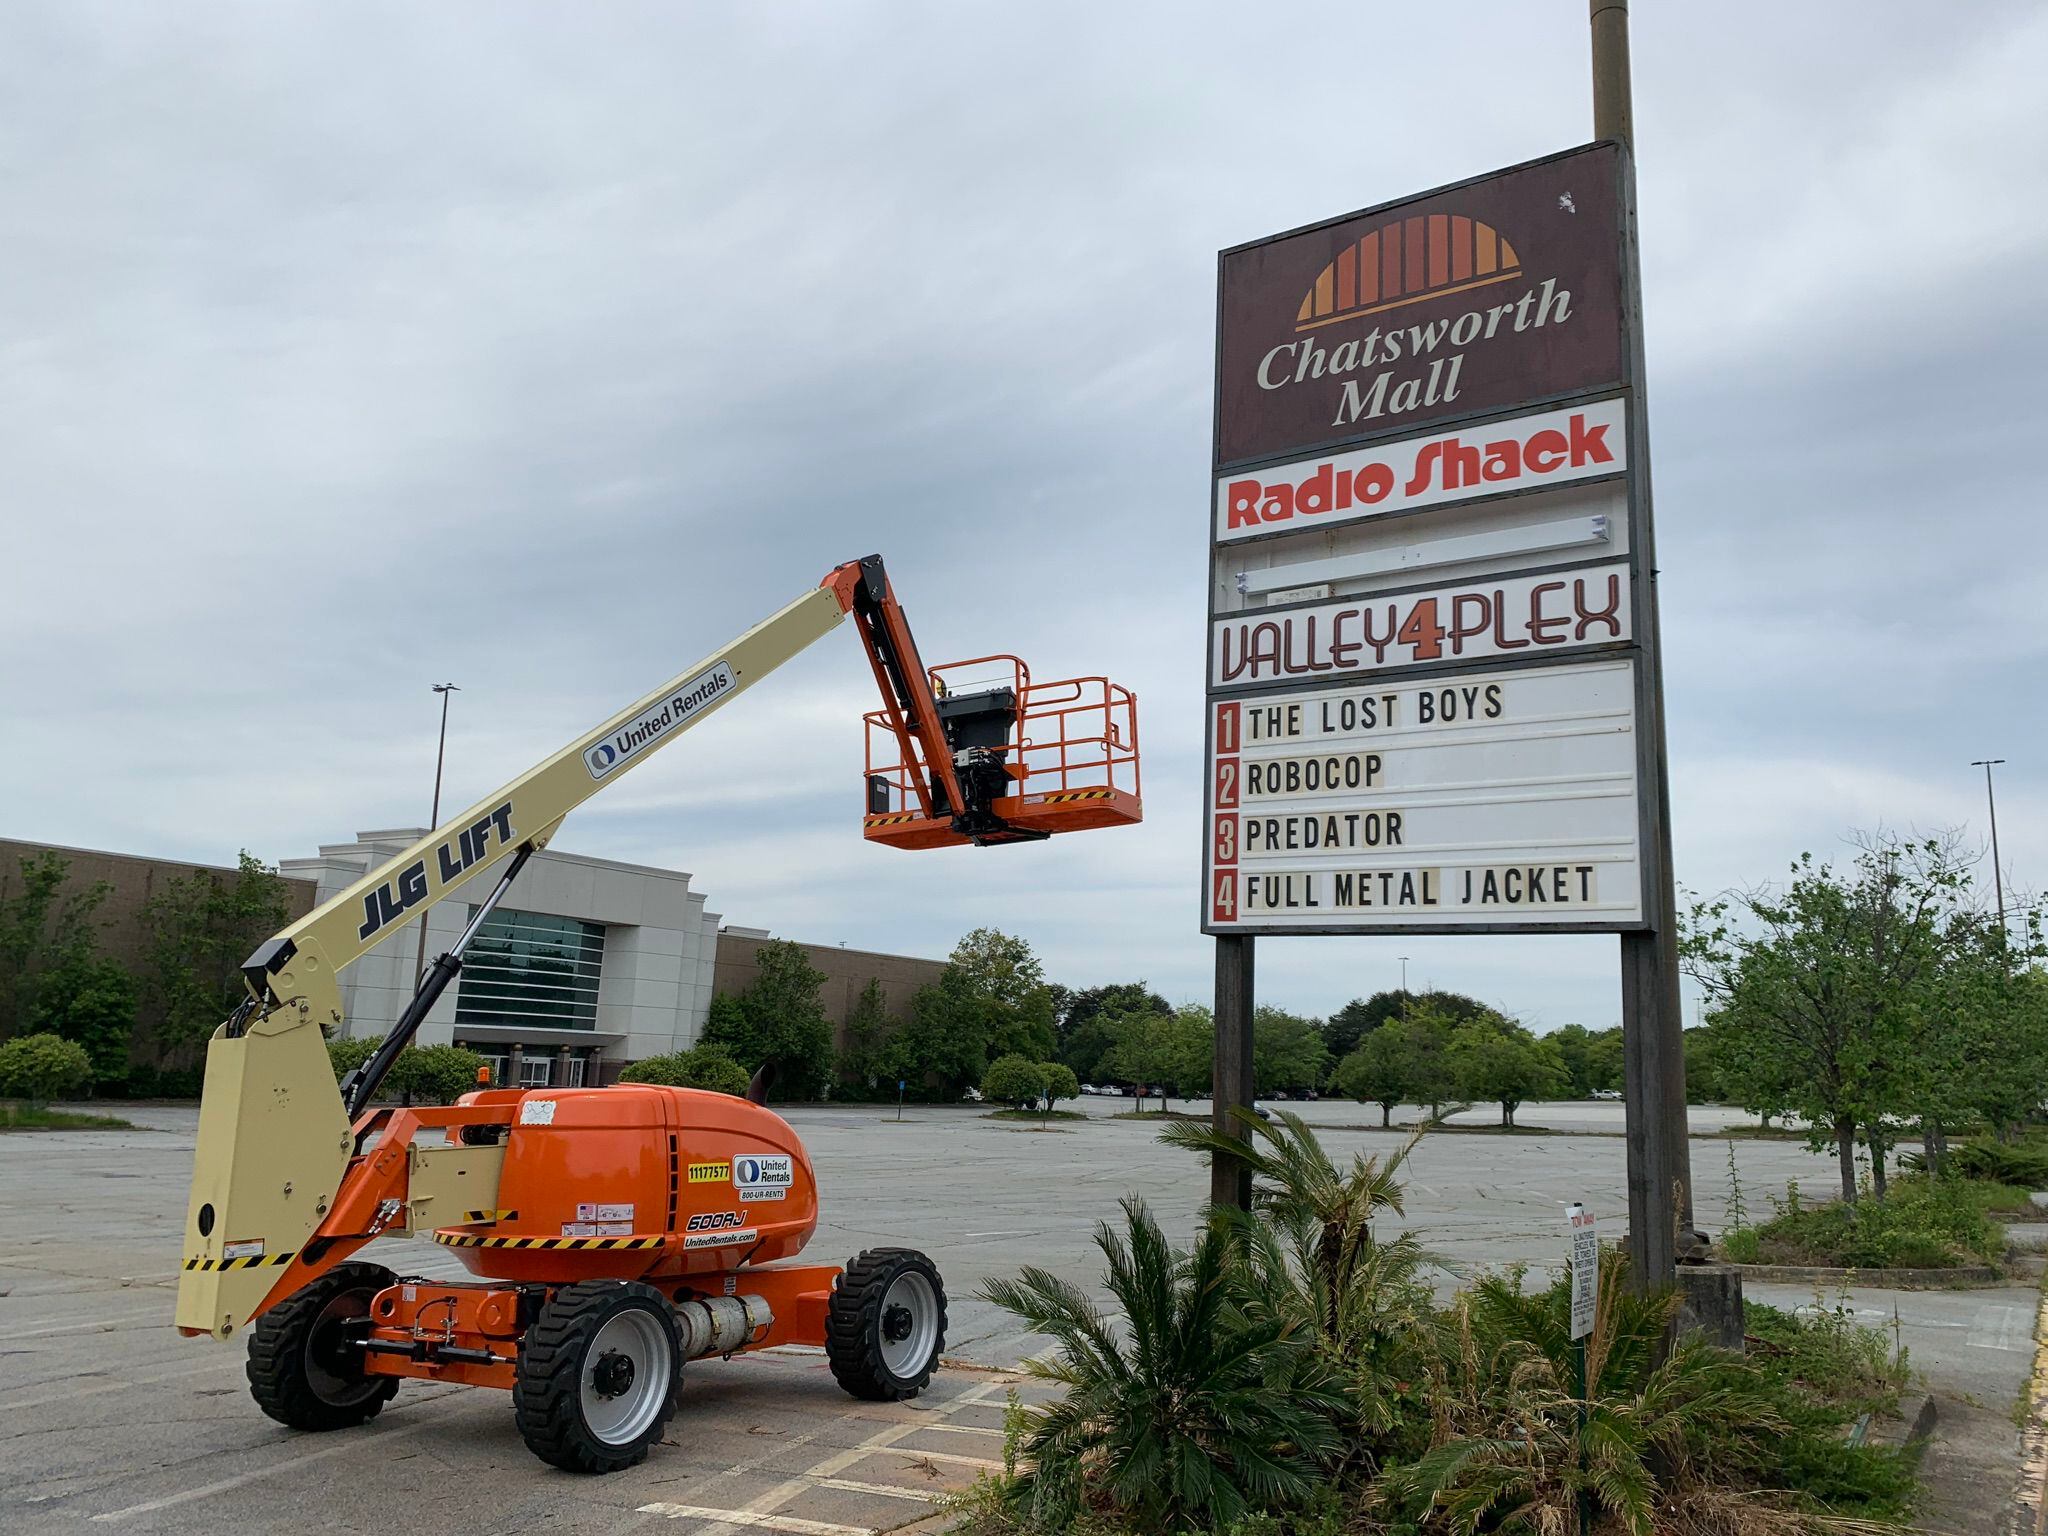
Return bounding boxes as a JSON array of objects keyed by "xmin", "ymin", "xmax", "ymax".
[{"xmin": 1205, "ymin": 659, "xmax": 1642, "ymax": 933}]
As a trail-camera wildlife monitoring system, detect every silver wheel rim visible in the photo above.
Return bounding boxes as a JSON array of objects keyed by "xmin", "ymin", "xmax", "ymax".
[
  {"xmin": 581, "ymin": 1307, "xmax": 672, "ymax": 1446},
  {"xmin": 877, "ymin": 1270, "xmax": 939, "ymax": 1379}
]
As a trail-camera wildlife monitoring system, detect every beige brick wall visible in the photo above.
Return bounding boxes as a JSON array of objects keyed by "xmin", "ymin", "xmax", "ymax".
[{"xmin": 712, "ymin": 932, "xmax": 947, "ymax": 1048}]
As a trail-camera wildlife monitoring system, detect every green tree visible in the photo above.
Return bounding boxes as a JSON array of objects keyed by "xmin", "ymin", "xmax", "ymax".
[
  {"xmin": 34, "ymin": 957, "xmax": 137, "ymax": 1085},
  {"xmin": 702, "ymin": 939, "xmax": 834, "ymax": 1100},
  {"xmin": 1681, "ymin": 834, "xmax": 2026, "ymax": 1203},
  {"xmin": 1546, "ymin": 1023, "xmax": 1599, "ymax": 1097},
  {"xmin": 894, "ymin": 979, "xmax": 988, "ymax": 1099},
  {"xmin": 0, "ymin": 853, "xmax": 111, "ymax": 1039},
  {"xmin": 0, "ymin": 1032, "xmax": 95, "ymax": 1103},
  {"xmin": 1379, "ymin": 999, "xmax": 1462, "ymax": 1120},
  {"xmin": 947, "ymin": 928, "xmax": 1058, "ymax": 1063},
  {"xmin": 1056, "ymin": 981, "xmax": 1170, "ymax": 1082},
  {"xmin": 1682, "ymin": 1024, "xmax": 1725, "ymax": 1103},
  {"xmin": 621, "ymin": 1043, "xmax": 752, "ymax": 1097},
  {"xmin": 982, "ymin": 1053, "xmax": 1047, "ymax": 1110},
  {"xmin": 1252, "ymin": 1005, "xmax": 1329, "ymax": 1096},
  {"xmin": 141, "ymin": 853, "xmax": 292, "ymax": 1062},
  {"xmin": 1585, "ymin": 1025, "xmax": 1626, "ymax": 1093},
  {"xmin": 1334, "ymin": 1027, "xmax": 1409, "ymax": 1125},
  {"xmin": 1162, "ymin": 1005, "xmax": 1215, "ymax": 1100},
  {"xmin": 1323, "ymin": 990, "xmax": 1411, "ymax": 1063},
  {"xmin": 1041, "ymin": 1061, "xmax": 1079, "ymax": 1111},
  {"xmin": 1448, "ymin": 1015, "xmax": 1566, "ymax": 1126},
  {"xmin": 833, "ymin": 977, "xmax": 898, "ymax": 1096}
]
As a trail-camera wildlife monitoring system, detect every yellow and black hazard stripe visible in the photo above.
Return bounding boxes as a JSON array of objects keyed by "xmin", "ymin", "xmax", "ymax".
[
  {"xmin": 460, "ymin": 1209, "xmax": 519, "ymax": 1224},
  {"xmin": 1041, "ymin": 788, "xmax": 1115, "ymax": 804},
  {"xmin": 863, "ymin": 812, "xmax": 920, "ymax": 827},
  {"xmin": 432, "ymin": 1232, "xmax": 665, "ymax": 1252},
  {"xmin": 184, "ymin": 1250, "xmax": 298, "ymax": 1272}
]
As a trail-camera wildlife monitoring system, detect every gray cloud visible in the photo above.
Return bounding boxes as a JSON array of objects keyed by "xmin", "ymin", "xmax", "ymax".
[{"xmin": 3, "ymin": 1, "xmax": 2042, "ymax": 1030}]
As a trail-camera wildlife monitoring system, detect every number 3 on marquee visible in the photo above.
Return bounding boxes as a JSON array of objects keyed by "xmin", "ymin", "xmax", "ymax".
[{"xmin": 1212, "ymin": 812, "xmax": 1238, "ymax": 865}]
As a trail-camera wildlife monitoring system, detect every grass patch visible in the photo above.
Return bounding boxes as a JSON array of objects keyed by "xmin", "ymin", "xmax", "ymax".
[
  {"xmin": 983, "ymin": 1109, "xmax": 1089, "ymax": 1123},
  {"xmin": 0, "ymin": 1101, "xmax": 134, "ymax": 1130},
  {"xmin": 1724, "ymin": 1175, "xmax": 2002, "ymax": 1269}
]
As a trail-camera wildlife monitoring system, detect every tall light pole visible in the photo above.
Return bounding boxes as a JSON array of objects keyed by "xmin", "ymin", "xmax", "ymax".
[
  {"xmin": 1399, "ymin": 956, "xmax": 1410, "ymax": 993},
  {"xmin": 1972, "ymin": 758, "xmax": 2008, "ymax": 936},
  {"xmin": 413, "ymin": 684, "xmax": 460, "ymax": 990}
]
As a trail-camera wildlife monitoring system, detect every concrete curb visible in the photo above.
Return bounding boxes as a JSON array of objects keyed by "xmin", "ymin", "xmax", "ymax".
[
  {"xmin": 1730, "ymin": 1262, "xmax": 2002, "ymax": 1288},
  {"xmin": 2011, "ymin": 1276, "xmax": 2048, "ymax": 1536}
]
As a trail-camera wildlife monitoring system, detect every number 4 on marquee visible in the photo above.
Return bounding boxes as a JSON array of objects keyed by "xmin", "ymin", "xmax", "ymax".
[{"xmin": 1211, "ymin": 870, "xmax": 1237, "ymax": 924}]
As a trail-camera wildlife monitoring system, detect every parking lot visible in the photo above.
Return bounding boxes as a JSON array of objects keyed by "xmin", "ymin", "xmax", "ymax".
[{"xmin": 2, "ymin": 1101, "xmax": 2037, "ymax": 1533}]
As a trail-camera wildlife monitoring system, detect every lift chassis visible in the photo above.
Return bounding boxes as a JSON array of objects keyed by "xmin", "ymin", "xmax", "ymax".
[{"xmin": 173, "ymin": 555, "xmax": 1136, "ymax": 1471}]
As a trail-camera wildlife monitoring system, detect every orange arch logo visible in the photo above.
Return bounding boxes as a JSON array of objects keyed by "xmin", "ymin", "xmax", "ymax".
[{"xmin": 1295, "ymin": 214, "xmax": 1522, "ymax": 332}]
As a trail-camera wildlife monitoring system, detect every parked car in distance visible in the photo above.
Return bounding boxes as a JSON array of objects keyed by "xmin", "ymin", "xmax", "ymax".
[{"xmin": 1590, "ymin": 1088, "xmax": 1622, "ymax": 1101}]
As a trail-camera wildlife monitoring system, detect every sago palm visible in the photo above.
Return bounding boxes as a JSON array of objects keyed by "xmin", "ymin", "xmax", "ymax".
[
  {"xmin": 1162, "ymin": 1109, "xmax": 1438, "ymax": 1465},
  {"xmin": 1386, "ymin": 1247, "xmax": 1787, "ymax": 1535},
  {"xmin": 977, "ymin": 1194, "xmax": 1347, "ymax": 1532},
  {"xmin": 1160, "ymin": 1109, "xmax": 1431, "ymax": 1343}
]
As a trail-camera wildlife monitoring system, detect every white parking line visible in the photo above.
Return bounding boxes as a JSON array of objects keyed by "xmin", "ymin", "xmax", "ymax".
[
  {"xmin": 638, "ymin": 1377, "xmax": 1011, "ymax": 1536},
  {"xmin": 0, "ymin": 1305, "xmax": 170, "ymax": 1341},
  {"xmin": 1968, "ymin": 1304, "xmax": 2027, "ymax": 1353},
  {"xmin": 634, "ymin": 1510, "xmax": 870, "ymax": 1535},
  {"xmin": 813, "ymin": 1478, "xmax": 934, "ymax": 1503},
  {"xmin": 89, "ymin": 1413, "xmax": 436, "ymax": 1521},
  {"xmin": 0, "ymin": 1355, "xmax": 241, "ymax": 1412}
]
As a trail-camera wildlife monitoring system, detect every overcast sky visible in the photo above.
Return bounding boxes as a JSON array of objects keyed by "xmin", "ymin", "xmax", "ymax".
[{"xmin": 4, "ymin": 2, "xmax": 2043, "ymax": 1032}]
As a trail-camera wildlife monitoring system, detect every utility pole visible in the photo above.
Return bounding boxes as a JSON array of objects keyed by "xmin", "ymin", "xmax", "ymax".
[
  {"xmin": 1399, "ymin": 955, "xmax": 1410, "ymax": 993},
  {"xmin": 1593, "ymin": 0, "xmax": 1697, "ymax": 1290},
  {"xmin": 1972, "ymin": 758, "xmax": 2008, "ymax": 935},
  {"xmin": 412, "ymin": 683, "xmax": 461, "ymax": 990}
]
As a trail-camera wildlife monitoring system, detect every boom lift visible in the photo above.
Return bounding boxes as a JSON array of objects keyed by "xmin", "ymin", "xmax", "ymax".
[{"xmin": 174, "ymin": 555, "xmax": 1139, "ymax": 1473}]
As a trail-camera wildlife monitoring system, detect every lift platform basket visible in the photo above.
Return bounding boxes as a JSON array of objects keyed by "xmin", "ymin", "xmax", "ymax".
[{"xmin": 861, "ymin": 655, "xmax": 1142, "ymax": 850}]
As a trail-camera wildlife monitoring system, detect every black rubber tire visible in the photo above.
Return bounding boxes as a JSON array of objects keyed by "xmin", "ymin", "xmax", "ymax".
[
  {"xmin": 246, "ymin": 1261, "xmax": 400, "ymax": 1431},
  {"xmin": 513, "ymin": 1280, "xmax": 681, "ymax": 1474},
  {"xmin": 826, "ymin": 1248, "xmax": 947, "ymax": 1402}
]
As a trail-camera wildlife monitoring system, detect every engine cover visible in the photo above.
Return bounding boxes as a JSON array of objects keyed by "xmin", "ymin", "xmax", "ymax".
[{"xmin": 434, "ymin": 1085, "xmax": 820, "ymax": 1283}]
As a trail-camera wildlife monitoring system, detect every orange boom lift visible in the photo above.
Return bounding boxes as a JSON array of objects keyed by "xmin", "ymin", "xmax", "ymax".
[{"xmin": 173, "ymin": 555, "xmax": 1138, "ymax": 1472}]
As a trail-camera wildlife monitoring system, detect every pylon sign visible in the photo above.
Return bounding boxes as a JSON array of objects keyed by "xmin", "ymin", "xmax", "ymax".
[{"xmin": 1204, "ymin": 142, "xmax": 1653, "ymax": 936}]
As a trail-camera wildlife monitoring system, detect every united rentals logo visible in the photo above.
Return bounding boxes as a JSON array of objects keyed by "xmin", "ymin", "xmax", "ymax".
[
  {"xmin": 585, "ymin": 661, "xmax": 738, "ymax": 781},
  {"xmin": 1293, "ymin": 214, "xmax": 1522, "ymax": 332},
  {"xmin": 1214, "ymin": 144, "xmax": 1624, "ymax": 467}
]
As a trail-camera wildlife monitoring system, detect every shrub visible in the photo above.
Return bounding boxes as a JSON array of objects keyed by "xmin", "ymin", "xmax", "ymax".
[
  {"xmin": 389, "ymin": 1044, "xmax": 490, "ymax": 1105},
  {"xmin": 1730, "ymin": 1176, "xmax": 2000, "ymax": 1269},
  {"xmin": 326, "ymin": 1034, "xmax": 381, "ymax": 1081},
  {"xmin": 323, "ymin": 1036, "xmax": 488, "ymax": 1105},
  {"xmin": 0, "ymin": 1032, "xmax": 95, "ymax": 1103},
  {"xmin": 1900, "ymin": 1139, "xmax": 2048, "ymax": 1189},
  {"xmin": 979, "ymin": 1195, "xmax": 1346, "ymax": 1531},
  {"xmin": 981, "ymin": 1054, "xmax": 1046, "ymax": 1110},
  {"xmin": 620, "ymin": 1044, "xmax": 752, "ymax": 1097}
]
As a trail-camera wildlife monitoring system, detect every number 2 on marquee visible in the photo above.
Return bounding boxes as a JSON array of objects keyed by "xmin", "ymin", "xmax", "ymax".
[{"xmin": 1213, "ymin": 759, "xmax": 1239, "ymax": 809}]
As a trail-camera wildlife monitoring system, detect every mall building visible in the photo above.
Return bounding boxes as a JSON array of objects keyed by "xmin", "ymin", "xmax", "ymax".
[
  {"xmin": 0, "ymin": 831, "xmax": 946, "ymax": 1089},
  {"xmin": 285, "ymin": 829, "xmax": 729, "ymax": 1089}
]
